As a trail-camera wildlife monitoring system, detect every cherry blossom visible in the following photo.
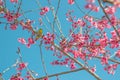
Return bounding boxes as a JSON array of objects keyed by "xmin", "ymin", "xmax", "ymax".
[
  {"xmin": 0, "ymin": 0, "xmax": 3, "ymax": 5},
  {"xmin": 85, "ymin": 3, "xmax": 99, "ymax": 12},
  {"xmin": 18, "ymin": 38, "xmax": 26, "ymax": 44},
  {"xmin": 10, "ymin": 24, "xmax": 17, "ymax": 30},
  {"xmin": 18, "ymin": 37, "xmax": 35, "ymax": 48},
  {"xmin": 68, "ymin": 0, "xmax": 74, "ymax": 5},
  {"xmin": 105, "ymin": 6, "xmax": 116, "ymax": 15},
  {"xmin": 70, "ymin": 62, "xmax": 76, "ymax": 69},
  {"xmin": 104, "ymin": 64, "xmax": 118, "ymax": 75},
  {"xmin": 115, "ymin": 49, "xmax": 120, "ymax": 58},
  {"xmin": 43, "ymin": 32, "xmax": 55, "ymax": 44},
  {"xmin": 90, "ymin": 65, "xmax": 96, "ymax": 73},
  {"xmin": 101, "ymin": 56, "xmax": 108, "ymax": 65},
  {"xmin": 86, "ymin": 0, "xmax": 95, "ymax": 3},
  {"xmin": 1, "ymin": 0, "xmax": 120, "ymax": 79},
  {"xmin": 4, "ymin": 12, "xmax": 20, "ymax": 22},
  {"xmin": 10, "ymin": 0, "xmax": 18, "ymax": 3},
  {"xmin": 17, "ymin": 62, "xmax": 27, "ymax": 71},
  {"xmin": 40, "ymin": 7, "xmax": 49, "ymax": 15},
  {"xmin": 43, "ymin": 77, "xmax": 49, "ymax": 80}
]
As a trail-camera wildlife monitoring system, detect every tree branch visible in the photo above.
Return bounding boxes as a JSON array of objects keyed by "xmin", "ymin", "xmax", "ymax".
[
  {"xmin": 35, "ymin": 68, "xmax": 84, "ymax": 80},
  {"xmin": 53, "ymin": 44, "xmax": 102, "ymax": 80}
]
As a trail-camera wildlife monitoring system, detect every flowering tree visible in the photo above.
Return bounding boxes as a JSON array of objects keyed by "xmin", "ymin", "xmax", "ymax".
[{"xmin": 1, "ymin": 0, "xmax": 120, "ymax": 80}]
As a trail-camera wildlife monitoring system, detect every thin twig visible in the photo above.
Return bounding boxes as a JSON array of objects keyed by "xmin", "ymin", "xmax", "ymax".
[
  {"xmin": 52, "ymin": 0, "xmax": 60, "ymax": 34},
  {"xmin": 1, "ymin": 59, "xmax": 19, "ymax": 74},
  {"xmin": 35, "ymin": 68, "xmax": 84, "ymax": 80},
  {"xmin": 39, "ymin": 41, "xmax": 48, "ymax": 78},
  {"xmin": 17, "ymin": 48, "xmax": 35, "ymax": 79},
  {"xmin": 47, "ymin": 0, "xmax": 64, "ymax": 38},
  {"xmin": 35, "ymin": 0, "xmax": 61, "ymax": 41}
]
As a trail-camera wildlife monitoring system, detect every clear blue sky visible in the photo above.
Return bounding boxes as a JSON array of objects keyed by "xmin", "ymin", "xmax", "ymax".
[{"xmin": 0, "ymin": 0, "xmax": 120, "ymax": 80}]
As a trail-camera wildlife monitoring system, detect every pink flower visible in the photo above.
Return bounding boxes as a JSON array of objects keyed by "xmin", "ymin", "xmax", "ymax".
[
  {"xmin": 111, "ymin": 30, "xmax": 117, "ymax": 37},
  {"xmin": 112, "ymin": 64, "xmax": 118, "ymax": 69},
  {"xmin": 85, "ymin": 3, "xmax": 99, "ymax": 12},
  {"xmin": 18, "ymin": 62, "xmax": 27, "ymax": 70},
  {"xmin": 40, "ymin": 7, "xmax": 49, "ymax": 15},
  {"xmin": 90, "ymin": 65, "xmax": 96, "ymax": 72},
  {"xmin": 4, "ymin": 12, "xmax": 14, "ymax": 22},
  {"xmin": 70, "ymin": 62, "xmax": 76, "ymax": 69},
  {"xmin": 26, "ymin": 43, "xmax": 31, "ymax": 48},
  {"xmin": 110, "ymin": 15, "xmax": 117, "ymax": 26},
  {"xmin": 4, "ymin": 12, "xmax": 20, "ymax": 22},
  {"xmin": 28, "ymin": 38, "xmax": 34, "ymax": 44},
  {"xmin": 104, "ymin": 64, "xmax": 118, "ymax": 75},
  {"xmin": 72, "ymin": 50, "xmax": 80, "ymax": 58},
  {"xmin": 68, "ymin": 0, "xmax": 74, "ymax": 5},
  {"xmin": 18, "ymin": 38, "xmax": 26, "ymax": 44},
  {"xmin": 105, "ymin": 6, "xmax": 116, "ymax": 15},
  {"xmin": 0, "ymin": 0, "xmax": 3, "ymax": 5},
  {"xmin": 43, "ymin": 32, "xmax": 55, "ymax": 45},
  {"xmin": 110, "ymin": 38, "xmax": 119, "ymax": 48},
  {"xmin": 99, "ymin": 38, "xmax": 108, "ymax": 47},
  {"xmin": 43, "ymin": 77, "xmax": 48, "ymax": 80},
  {"xmin": 77, "ymin": 19, "xmax": 86, "ymax": 27},
  {"xmin": 10, "ymin": 24, "xmax": 17, "ymax": 30},
  {"xmin": 26, "ymin": 38, "xmax": 35, "ymax": 48},
  {"xmin": 115, "ymin": 49, "xmax": 120, "ymax": 58},
  {"xmin": 10, "ymin": 0, "xmax": 18, "ymax": 3},
  {"xmin": 86, "ymin": 0, "xmax": 95, "ymax": 3},
  {"xmin": 84, "ymin": 15, "xmax": 93, "ymax": 22},
  {"xmin": 10, "ymin": 75, "xmax": 24, "ymax": 80},
  {"xmin": 79, "ymin": 52, "xmax": 86, "ymax": 60},
  {"xmin": 72, "ymin": 22, "xmax": 78, "ymax": 28},
  {"xmin": 101, "ymin": 57, "xmax": 108, "ymax": 65}
]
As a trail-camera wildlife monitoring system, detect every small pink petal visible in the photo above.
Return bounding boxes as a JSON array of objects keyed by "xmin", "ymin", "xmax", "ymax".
[
  {"xmin": 28, "ymin": 38, "xmax": 35, "ymax": 44},
  {"xmin": 18, "ymin": 38, "xmax": 26, "ymax": 44},
  {"xmin": 68, "ymin": 0, "xmax": 74, "ymax": 5},
  {"xmin": 26, "ymin": 43, "xmax": 31, "ymax": 48}
]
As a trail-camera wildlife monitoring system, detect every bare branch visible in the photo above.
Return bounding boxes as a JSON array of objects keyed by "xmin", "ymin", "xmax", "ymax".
[{"xmin": 35, "ymin": 68, "xmax": 84, "ymax": 80}]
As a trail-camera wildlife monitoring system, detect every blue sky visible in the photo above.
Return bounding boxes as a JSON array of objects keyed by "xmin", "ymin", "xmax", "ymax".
[{"xmin": 0, "ymin": 0, "xmax": 120, "ymax": 80}]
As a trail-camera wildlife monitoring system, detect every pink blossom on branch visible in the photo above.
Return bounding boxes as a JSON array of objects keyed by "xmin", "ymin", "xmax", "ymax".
[
  {"xmin": 4, "ymin": 12, "xmax": 20, "ymax": 22},
  {"xmin": 10, "ymin": 0, "xmax": 18, "ymax": 3},
  {"xmin": 17, "ymin": 62, "xmax": 27, "ymax": 71},
  {"xmin": 18, "ymin": 38, "xmax": 35, "ymax": 48},
  {"xmin": 86, "ymin": 0, "xmax": 95, "ymax": 3},
  {"xmin": 10, "ymin": 76, "xmax": 24, "ymax": 80},
  {"xmin": 90, "ymin": 65, "xmax": 96, "ymax": 73},
  {"xmin": 0, "ymin": 0, "xmax": 3, "ymax": 5},
  {"xmin": 40, "ymin": 7, "xmax": 49, "ymax": 15},
  {"xmin": 101, "ymin": 56, "xmax": 109, "ymax": 65},
  {"xmin": 104, "ymin": 6, "xmax": 116, "ymax": 15},
  {"xmin": 85, "ymin": 3, "xmax": 99, "ymax": 12},
  {"xmin": 115, "ymin": 49, "xmax": 120, "ymax": 58},
  {"xmin": 18, "ymin": 38, "xmax": 26, "ymax": 44},
  {"xmin": 104, "ymin": 64, "xmax": 118, "ymax": 75},
  {"xmin": 26, "ymin": 38, "xmax": 35, "ymax": 48},
  {"xmin": 68, "ymin": 0, "xmax": 74, "ymax": 5},
  {"xmin": 43, "ymin": 77, "xmax": 49, "ymax": 80},
  {"xmin": 10, "ymin": 24, "xmax": 18, "ymax": 30}
]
